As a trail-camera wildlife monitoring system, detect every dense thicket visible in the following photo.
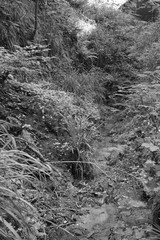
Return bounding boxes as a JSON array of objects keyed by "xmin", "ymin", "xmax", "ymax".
[{"xmin": 0, "ymin": 0, "xmax": 144, "ymax": 103}]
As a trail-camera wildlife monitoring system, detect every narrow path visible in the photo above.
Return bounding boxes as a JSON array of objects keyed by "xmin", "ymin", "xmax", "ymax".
[{"xmin": 74, "ymin": 125, "xmax": 152, "ymax": 240}]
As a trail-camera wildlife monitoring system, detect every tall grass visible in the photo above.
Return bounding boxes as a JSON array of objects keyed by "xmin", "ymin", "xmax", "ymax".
[{"xmin": 0, "ymin": 120, "xmax": 53, "ymax": 240}]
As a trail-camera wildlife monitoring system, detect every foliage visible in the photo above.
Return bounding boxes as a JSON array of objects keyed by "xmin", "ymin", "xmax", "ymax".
[
  {"xmin": 76, "ymin": 6, "xmax": 138, "ymax": 82},
  {"xmin": 0, "ymin": 46, "xmax": 42, "ymax": 83},
  {"xmin": 27, "ymin": 83, "xmax": 100, "ymax": 178},
  {"xmin": 130, "ymin": 20, "xmax": 160, "ymax": 70},
  {"xmin": 57, "ymin": 68, "xmax": 107, "ymax": 102},
  {"xmin": 81, "ymin": 3, "xmax": 134, "ymax": 24},
  {"xmin": 106, "ymin": 70, "xmax": 160, "ymax": 198},
  {"xmin": 3, "ymin": 0, "xmax": 160, "ymax": 239},
  {"xmin": 0, "ymin": 120, "xmax": 54, "ymax": 240},
  {"xmin": 0, "ymin": 39, "xmax": 103, "ymax": 178},
  {"xmin": 39, "ymin": 0, "xmax": 78, "ymax": 59},
  {"xmin": 0, "ymin": 0, "xmax": 141, "ymax": 103},
  {"xmin": 0, "ymin": 43, "xmax": 108, "ymax": 104},
  {"xmin": 0, "ymin": 0, "xmax": 78, "ymax": 67},
  {"xmin": 0, "ymin": 0, "xmax": 35, "ymax": 50},
  {"xmin": 0, "ymin": 0, "xmax": 139, "ymax": 79},
  {"xmin": 111, "ymin": 79, "xmax": 160, "ymax": 137},
  {"xmin": 61, "ymin": 111, "xmax": 100, "ymax": 179}
]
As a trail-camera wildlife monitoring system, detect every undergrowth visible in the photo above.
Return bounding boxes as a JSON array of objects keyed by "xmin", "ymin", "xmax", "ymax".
[
  {"xmin": 2, "ymin": 0, "xmax": 160, "ymax": 238},
  {"xmin": 0, "ymin": 120, "xmax": 54, "ymax": 240}
]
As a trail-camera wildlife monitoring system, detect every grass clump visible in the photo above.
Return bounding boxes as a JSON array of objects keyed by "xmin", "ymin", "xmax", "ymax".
[{"xmin": 0, "ymin": 120, "xmax": 54, "ymax": 240}]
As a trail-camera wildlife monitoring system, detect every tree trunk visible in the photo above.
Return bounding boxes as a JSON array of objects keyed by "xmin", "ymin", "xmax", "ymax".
[{"xmin": 30, "ymin": 0, "xmax": 39, "ymax": 41}]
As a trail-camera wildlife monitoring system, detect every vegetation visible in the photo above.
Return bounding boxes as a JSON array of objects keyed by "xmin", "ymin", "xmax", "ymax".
[{"xmin": 1, "ymin": 0, "xmax": 160, "ymax": 239}]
